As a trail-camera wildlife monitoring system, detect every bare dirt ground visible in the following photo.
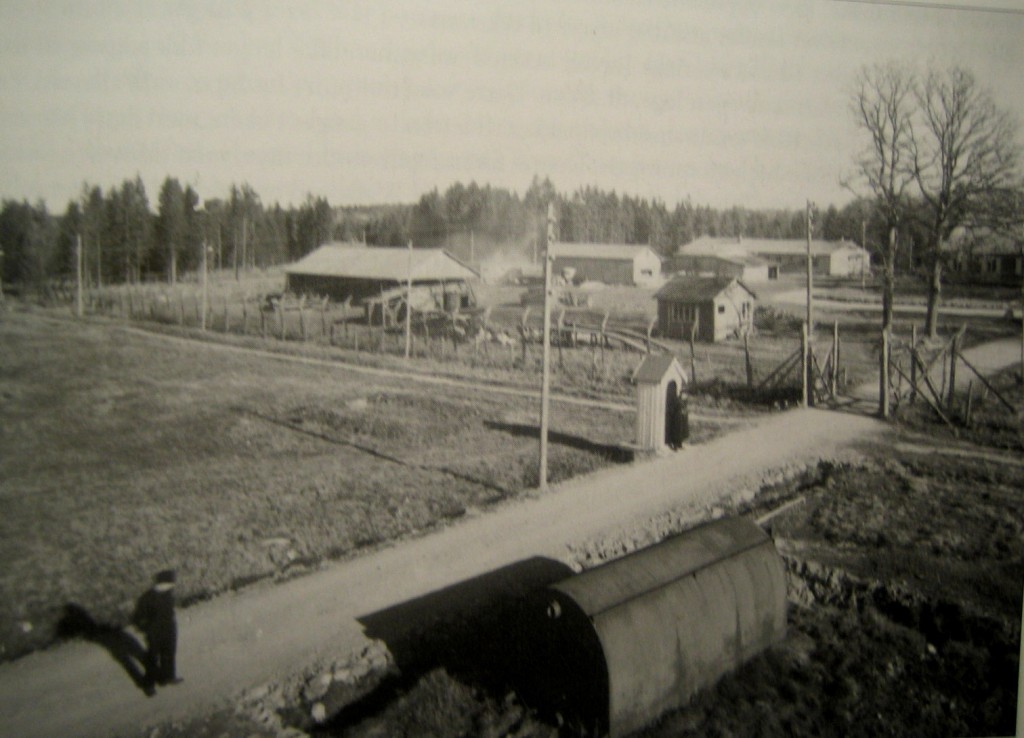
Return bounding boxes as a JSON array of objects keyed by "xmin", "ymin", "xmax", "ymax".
[{"xmin": 0, "ymin": 402, "xmax": 885, "ymax": 738}]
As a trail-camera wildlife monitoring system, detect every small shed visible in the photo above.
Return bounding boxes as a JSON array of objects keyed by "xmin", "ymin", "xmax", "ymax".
[
  {"xmin": 633, "ymin": 353, "xmax": 688, "ymax": 452},
  {"xmin": 655, "ymin": 276, "xmax": 756, "ymax": 343}
]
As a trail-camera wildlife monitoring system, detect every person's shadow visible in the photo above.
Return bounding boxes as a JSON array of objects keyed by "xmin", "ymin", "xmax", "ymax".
[{"xmin": 56, "ymin": 603, "xmax": 150, "ymax": 695}]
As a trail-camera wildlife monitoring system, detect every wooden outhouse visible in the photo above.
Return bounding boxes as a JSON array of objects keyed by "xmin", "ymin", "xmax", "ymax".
[{"xmin": 633, "ymin": 353, "xmax": 688, "ymax": 452}]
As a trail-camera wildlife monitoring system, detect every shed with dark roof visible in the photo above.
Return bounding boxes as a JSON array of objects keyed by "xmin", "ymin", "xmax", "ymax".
[{"xmin": 654, "ymin": 276, "xmax": 756, "ymax": 343}]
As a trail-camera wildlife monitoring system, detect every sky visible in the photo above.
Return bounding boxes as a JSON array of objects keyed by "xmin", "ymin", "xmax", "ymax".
[{"xmin": 1, "ymin": 0, "xmax": 1023, "ymax": 212}]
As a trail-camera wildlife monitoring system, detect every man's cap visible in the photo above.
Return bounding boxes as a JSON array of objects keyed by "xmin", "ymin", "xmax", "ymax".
[{"xmin": 154, "ymin": 569, "xmax": 176, "ymax": 584}]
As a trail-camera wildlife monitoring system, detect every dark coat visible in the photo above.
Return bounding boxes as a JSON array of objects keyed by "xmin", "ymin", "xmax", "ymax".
[{"xmin": 132, "ymin": 587, "xmax": 176, "ymax": 640}]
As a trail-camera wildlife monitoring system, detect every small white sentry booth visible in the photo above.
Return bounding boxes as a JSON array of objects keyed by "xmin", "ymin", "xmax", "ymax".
[{"xmin": 633, "ymin": 353, "xmax": 688, "ymax": 452}]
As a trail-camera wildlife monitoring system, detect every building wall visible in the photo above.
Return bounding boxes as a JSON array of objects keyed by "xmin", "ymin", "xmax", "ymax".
[
  {"xmin": 635, "ymin": 383, "xmax": 664, "ymax": 451},
  {"xmin": 632, "ymin": 250, "xmax": 663, "ymax": 285},
  {"xmin": 712, "ymin": 290, "xmax": 753, "ymax": 341},
  {"xmin": 286, "ymin": 273, "xmax": 473, "ymax": 308},
  {"xmin": 753, "ymin": 252, "xmax": 830, "ymax": 275},
  {"xmin": 952, "ymin": 253, "xmax": 1023, "ymax": 284},
  {"xmin": 667, "ymin": 255, "xmax": 745, "ymax": 280},
  {"xmin": 286, "ymin": 274, "xmax": 394, "ymax": 303},
  {"xmin": 552, "ymin": 256, "xmax": 634, "ymax": 285},
  {"xmin": 658, "ymin": 300, "xmax": 716, "ymax": 342},
  {"xmin": 828, "ymin": 249, "xmax": 870, "ymax": 277}
]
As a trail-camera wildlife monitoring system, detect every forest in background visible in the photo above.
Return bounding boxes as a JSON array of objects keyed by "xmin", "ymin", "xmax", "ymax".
[{"xmin": 0, "ymin": 174, "xmax": 894, "ymax": 289}]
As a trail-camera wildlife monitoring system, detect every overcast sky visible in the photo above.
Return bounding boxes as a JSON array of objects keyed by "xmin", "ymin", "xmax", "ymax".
[{"xmin": 2, "ymin": 0, "xmax": 1023, "ymax": 212}]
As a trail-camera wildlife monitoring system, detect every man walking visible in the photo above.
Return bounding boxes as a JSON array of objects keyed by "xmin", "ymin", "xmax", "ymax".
[{"xmin": 132, "ymin": 569, "xmax": 182, "ymax": 696}]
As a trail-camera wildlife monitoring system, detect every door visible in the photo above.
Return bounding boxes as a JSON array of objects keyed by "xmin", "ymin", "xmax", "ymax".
[{"xmin": 665, "ymin": 381, "xmax": 678, "ymax": 446}]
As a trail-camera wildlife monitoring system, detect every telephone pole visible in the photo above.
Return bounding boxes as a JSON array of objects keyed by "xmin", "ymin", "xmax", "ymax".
[
  {"xmin": 806, "ymin": 200, "xmax": 814, "ymax": 336},
  {"xmin": 405, "ymin": 239, "xmax": 413, "ymax": 360},
  {"xmin": 538, "ymin": 202, "xmax": 555, "ymax": 491},
  {"xmin": 75, "ymin": 234, "xmax": 84, "ymax": 318},
  {"xmin": 805, "ymin": 200, "xmax": 815, "ymax": 406}
]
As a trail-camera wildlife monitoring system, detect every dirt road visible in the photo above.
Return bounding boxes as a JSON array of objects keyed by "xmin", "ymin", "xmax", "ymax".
[
  {"xmin": 770, "ymin": 289, "xmax": 1014, "ymax": 320},
  {"xmin": 846, "ymin": 336, "xmax": 1022, "ymax": 407},
  {"xmin": 0, "ymin": 406, "xmax": 886, "ymax": 738}
]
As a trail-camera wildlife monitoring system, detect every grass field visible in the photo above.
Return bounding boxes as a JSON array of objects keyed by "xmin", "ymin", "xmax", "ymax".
[
  {"xmin": 7, "ymin": 271, "xmax": 1016, "ymax": 667},
  {"xmin": 0, "ymin": 312, "xmax": 664, "ymax": 662}
]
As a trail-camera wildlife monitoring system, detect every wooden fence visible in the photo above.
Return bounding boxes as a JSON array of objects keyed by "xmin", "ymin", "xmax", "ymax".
[
  {"xmin": 36, "ymin": 283, "xmax": 841, "ymax": 401},
  {"xmin": 883, "ymin": 324, "xmax": 1016, "ymax": 426}
]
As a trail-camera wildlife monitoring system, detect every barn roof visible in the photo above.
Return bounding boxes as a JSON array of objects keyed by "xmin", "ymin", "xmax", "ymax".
[
  {"xmin": 670, "ymin": 252, "xmax": 771, "ymax": 267},
  {"xmin": 285, "ymin": 243, "xmax": 479, "ymax": 281},
  {"xmin": 681, "ymin": 236, "xmax": 866, "ymax": 258},
  {"xmin": 550, "ymin": 242, "xmax": 661, "ymax": 261},
  {"xmin": 654, "ymin": 276, "xmax": 756, "ymax": 302}
]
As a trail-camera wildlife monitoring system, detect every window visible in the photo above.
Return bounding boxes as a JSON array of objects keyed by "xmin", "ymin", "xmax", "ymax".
[
  {"xmin": 717, "ymin": 304, "xmax": 725, "ymax": 314},
  {"xmin": 668, "ymin": 303, "xmax": 696, "ymax": 323}
]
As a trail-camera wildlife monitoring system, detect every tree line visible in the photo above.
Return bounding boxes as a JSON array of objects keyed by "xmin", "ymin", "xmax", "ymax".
[
  {"xmin": 0, "ymin": 175, "xmax": 879, "ymax": 290},
  {"xmin": 0, "ymin": 179, "xmax": 337, "ymax": 288}
]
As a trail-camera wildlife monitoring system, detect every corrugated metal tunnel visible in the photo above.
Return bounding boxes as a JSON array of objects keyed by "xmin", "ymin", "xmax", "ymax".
[{"xmin": 529, "ymin": 516, "xmax": 787, "ymax": 737}]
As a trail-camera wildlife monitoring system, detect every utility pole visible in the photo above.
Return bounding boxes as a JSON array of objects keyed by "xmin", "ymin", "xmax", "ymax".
[
  {"xmin": 538, "ymin": 202, "xmax": 555, "ymax": 491},
  {"xmin": 198, "ymin": 206, "xmax": 209, "ymax": 331},
  {"xmin": 405, "ymin": 239, "xmax": 413, "ymax": 360},
  {"xmin": 75, "ymin": 234, "xmax": 84, "ymax": 318},
  {"xmin": 806, "ymin": 200, "xmax": 814, "ymax": 334},
  {"xmin": 805, "ymin": 200, "xmax": 815, "ymax": 406},
  {"xmin": 201, "ymin": 236, "xmax": 208, "ymax": 331},
  {"xmin": 861, "ymin": 218, "xmax": 867, "ymax": 290}
]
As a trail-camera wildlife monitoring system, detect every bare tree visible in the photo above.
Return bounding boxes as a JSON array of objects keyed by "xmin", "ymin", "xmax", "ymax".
[
  {"xmin": 848, "ymin": 62, "xmax": 917, "ymax": 331},
  {"xmin": 910, "ymin": 65, "xmax": 1021, "ymax": 338}
]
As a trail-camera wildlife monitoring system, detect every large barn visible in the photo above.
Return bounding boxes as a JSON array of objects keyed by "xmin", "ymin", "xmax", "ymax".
[
  {"xmin": 284, "ymin": 243, "xmax": 480, "ymax": 309},
  {"xmin": 550, "ymin": 243, "xmax": 663, "ymax": 286},
  {"xmin": 655, "ymin": 276, "xmax": 756, "ymax": 343},
  {"xmin": 679, "ymin": 236, "xmax": 869, "ymax": 278}
]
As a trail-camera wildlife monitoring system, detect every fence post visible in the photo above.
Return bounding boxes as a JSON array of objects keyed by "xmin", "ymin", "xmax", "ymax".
[
  {"xmin": 880, "ymin": 328, "xmax": 890, "ymax": 418},
  {"xmin": 689, "ymin": 320, "xmax": 698, "ymax": 386},
  {"xmin": 831, "ymin": 321, "xmax": 839, "ymax": 397},
  {"xmin": 279, "ymin": 298, "xmax": 286, "ymax": 340},
  {"xmin": 947, "ymin": 333, "xmax": 958, "ymax": 411},
  {"xmin": 557, "ymin": 309, "xmax": 565, "ymax": 369},
  {"xmin": 223, "ymin": 296, "xmax": 229, "ymax": 333},
  {"xmin": 241, "ymin": 297, "xmax": 248, "ymax": 334},
  {"xmin": 744, "ymin": 332, "xmax": 753, "ymax": 389},
  {"xmin": 600, "ymin": 311, "xmax": 609, "ymax": 373},
  {"xmin": 801, "ymin": 322, "xmax": 809, "ymax": 407},
  {"xmin": 910, "ymin": 325, "xmax": 917, "ymax": 404}
]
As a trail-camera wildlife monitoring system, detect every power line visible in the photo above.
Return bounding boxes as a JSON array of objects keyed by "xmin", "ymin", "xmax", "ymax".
[{"xmin": 834, "ymin": 0, "xmax": 1024, "ymax": 15}]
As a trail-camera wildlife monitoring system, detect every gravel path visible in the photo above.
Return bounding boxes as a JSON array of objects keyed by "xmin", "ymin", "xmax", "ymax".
[{"xmin": 0, "ymin": 407, "xmax": 886, "ymax": 738}]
